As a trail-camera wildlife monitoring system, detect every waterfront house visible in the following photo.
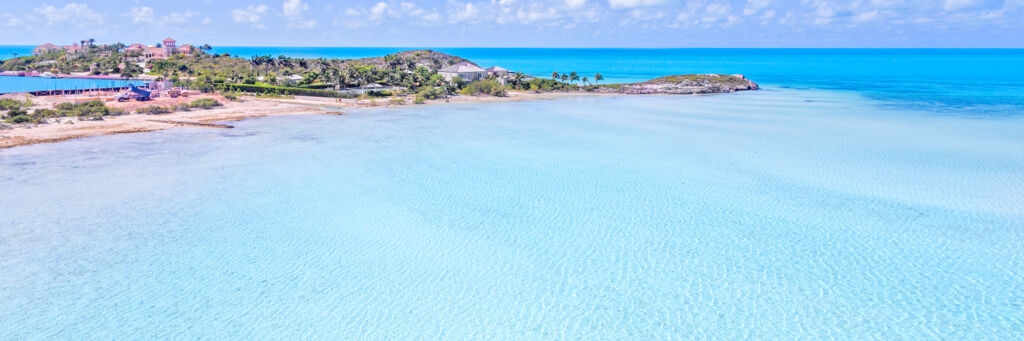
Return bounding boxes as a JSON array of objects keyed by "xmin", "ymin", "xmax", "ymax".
[
  {"xmin": 33, "ymin": 44, "xmax": 61, "ymax": 55},
  {"xmin": 486, "ymin": 66, "xmax": 509, "ymax": 77},
  {"xmin": 63, "ymin": 43, "xmax": 85, "ymax": 56},
  {"xmin": 178, "ymin": 44, "xmax": 195, "ymax": 56},
  {"xmin": 439, "ymin": 62, "xmax": 488, "ymax": 82},
  {"xmin": 144, "ymin": 46, "xmax": 168, "ymax": 60},
  {"xmin": 124, "ymin": 44, "xmax": 145, "ymax": 54}
]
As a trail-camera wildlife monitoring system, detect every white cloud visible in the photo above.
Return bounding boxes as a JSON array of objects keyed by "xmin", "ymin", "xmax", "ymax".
[
  {"xmin": 517, "ymin": 5, "xmax": 562, "ymax": 23},
  {"xmin": 341, "ymin": 1, "xmax": 441, "ymax": 26},
  {"xmin": 36, "ymin": 3, "xmax": 104, "ymax": 27},
  {"xmin": 743, "ymin": 0, "xmax": 773, "ymax": 16},
  {"xmin": 128, "ymin": 6, "xmax": 194, "ymax": 26},
  {"xmin": 1, "ymin": 14, "xmax": 33, "ymax": 27},
  {"xmin": 232, "ymin": 4, "xmax": 269, "ymax": 27},
  {"xmin": 165, "ymin": 11, "xmax": 195, "ymax": 24},
  {"xmin": 283, "ymin": 0, "xmax": 316, "ymax": 29},
  {"xmin": 671, "ymin": 1, "xmax": 741, "ymax": 27},
  {"xmin": 370, "ymin": 2, "xmax": 390, "ymax": 20},
  {"xmin": 128, "ymin": 7, "xmax": 155, "ymax": 24},
  {"xmin": 607, "ymin": 0, "xmax": 667, "ymax": 9},
  {"xmin": 449, "ymin": 2, "xmax": 480, "ymax": 23},
  {"xmin": 565, "ymin": 0, "xmax": 587, "ymax": 8},
  {"xmin": 943, "ymin": 0, "xmax": 982, "ymax": 11}
]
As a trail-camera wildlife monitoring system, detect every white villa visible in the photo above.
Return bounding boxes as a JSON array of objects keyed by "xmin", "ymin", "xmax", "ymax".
[
  {"xmin": 486, "ymin": 66, "xmax": 509, "ymax": 77},
  {"xmin": 438, "ymin": 62, "xmax": 489, "ymax": 81}
]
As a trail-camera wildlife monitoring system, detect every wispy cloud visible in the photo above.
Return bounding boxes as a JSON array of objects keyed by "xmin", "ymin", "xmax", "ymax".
[
  {"xmin": 283, "ymin": 0, "xmax": 316, "ymax": 29},
  {"xmin": 232, "ymin": 4, "xmax": 269, "ymax": 29},
  {"xmin": 36, "ymin": 3, "xmax": 104, "ymax": 28}
]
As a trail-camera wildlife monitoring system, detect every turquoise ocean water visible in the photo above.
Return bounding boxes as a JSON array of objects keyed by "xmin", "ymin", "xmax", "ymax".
[{"xmin": 2, "ymin": 49, "xmax": 1023, "ymax": 338}]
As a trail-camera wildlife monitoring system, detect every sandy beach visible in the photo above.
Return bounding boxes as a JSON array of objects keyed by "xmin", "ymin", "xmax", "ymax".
[{"xmin": 0, "ymin": 91, "xmax": 605, "ymax": 149}]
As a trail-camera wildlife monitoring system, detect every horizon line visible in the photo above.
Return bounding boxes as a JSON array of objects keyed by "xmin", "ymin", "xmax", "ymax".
[{"xmin": 2, "ymin": 44, "xmax": 1024, "ymax": 50}]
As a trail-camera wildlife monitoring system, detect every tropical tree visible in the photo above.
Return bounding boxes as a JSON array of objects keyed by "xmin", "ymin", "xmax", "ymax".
[
  {"xmin": 511, "ymin": 71, "xmax": 525, "ymax": 88},
  {"xmin": 570, "ymin": 71, "xmax": 579, "ymax": 85},
  {"xmin": 120, "ymin": 63, "xmax": 142, "ymax": 79},
  {"xmin": 561, "ymin": 73, "xmax": 568, "ymax": 83},
  {"xmin": 595, "ymin": 73, "xmax": 603, "ymax": 84},
  {"xmin": 582, "ymin": 76, "xmax": 589, "ymax": 86},
  {"xmin": 552, "ymin": 71, "xmax": 559, "ymax": 81}
]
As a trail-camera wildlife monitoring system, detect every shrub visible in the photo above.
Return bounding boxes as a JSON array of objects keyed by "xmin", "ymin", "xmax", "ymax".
[
  {"xmin": 189, "ymin": 98, "xmax": 222, "ymax": 109},
  {"xmin": 54, "ymin": 100, "xmax": 119, "ymax": 117},
  {"xmin": 137, "ymin": 106, "xmax": 172, "ymax": 114},
  {"xmin": 174, "ymin": 104, "xmax": 192, "ymax": 112},
  {"xmin": 31, "ymin": 109, "xmax": 59, "ymax": 119},
  {"xmin": 223, "ymin": 94, "xmax": 238, "ymax": 101},
  {"xmin": 389, "ymin": 98, "xmax": 406, "ymax": 105},
  {"xmin": 220, "ymin": 83, "xmax": 340, "ymax": 98},
  {"xmin": 416, "ymin": 87, "xmax": 445, "ymax": 100},
  {"xmin": 5, "ymin": 115, "xmax": 31, "ymax": 123},
  {"xmin": 367, "ymin": 90, "xmax": 393, "ymax": 98},
  {"xmin": 413, "ymin": 96, "xmax": 427, "ymax": 104},
  {"xmin": 459, "ymin": 79, "xmax": 507, "ymax": 97},
  {"xmin": 0, "ymin": 98, "xmax": 30, "ymax": 110},
  {"xmin": 3, "ymin": 109, "xmax": 27, "ymax": 119}
]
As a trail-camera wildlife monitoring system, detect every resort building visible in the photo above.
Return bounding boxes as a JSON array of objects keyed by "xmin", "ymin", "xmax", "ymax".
[
  {"xmin": 31, "ymin": 38, "xmax": 200, "ymax": 62},
  {"xmin": 33, "ymin": 44, "xmax": 61, "ymax": 55},
  {"xmin": 439, "ymin": 62, "xmax": 489, "ymax": 81},
  {"xmin": 162, "ymin": 38, "xmax": 177, "ymax": 56},
  {"xmin": 486, "ymin": 66, "xmax": 509, "ymax": 77},
  {"xmin": 144, "ymin": 47, "xmax": 168, "ymax": 60},
  {"xmin": 124, "ymin": 44, "xmax": 146, "ymax": 54}
]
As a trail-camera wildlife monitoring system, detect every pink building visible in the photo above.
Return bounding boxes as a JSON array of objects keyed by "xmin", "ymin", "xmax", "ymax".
[
  {"xmin": 32, "ymin": 43, "xmax": 60, "ymax": 55},
  {"xmin": 162, "ymin": 38, "xmax": 177, "ymax": 55}
]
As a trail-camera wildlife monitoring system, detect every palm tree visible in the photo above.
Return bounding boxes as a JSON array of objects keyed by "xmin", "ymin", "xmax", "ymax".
[
  {"xmin": 595, "ymin": 73, "xmax": 603, "ymax": 84},
  {"xmin": 512, "ymin": 72, "xmax": 525, "ymax": 88},
  {"xmin": 582, "ymin": 76, "xmax": 589, "ymax": 86},
  {"xmin": 552, "ymin": 71, "xmax": 559, "ymax": 81},
  {"xmin": 561, "ymin": 73, "xmax": 568, "ymax": 83},
  {"xmin": 570, "ymin": 72, "xmax": 580, "ymax": 85}
]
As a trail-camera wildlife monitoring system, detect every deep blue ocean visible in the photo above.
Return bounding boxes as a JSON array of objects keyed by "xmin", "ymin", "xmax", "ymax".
[{"xmin": 2, "ymin": 47, "xmax": 1023, "ymax": 338}]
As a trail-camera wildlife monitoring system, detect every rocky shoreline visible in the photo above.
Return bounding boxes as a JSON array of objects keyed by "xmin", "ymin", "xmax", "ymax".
[{"xmin": 593, "ymin": 74, "xmax": 759, "ymax": 94}]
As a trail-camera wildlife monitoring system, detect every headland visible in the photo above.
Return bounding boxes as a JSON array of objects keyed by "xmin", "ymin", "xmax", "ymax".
[{"xmin": 1, "ymin": 39, "xmax": 757, "ymax": 149}]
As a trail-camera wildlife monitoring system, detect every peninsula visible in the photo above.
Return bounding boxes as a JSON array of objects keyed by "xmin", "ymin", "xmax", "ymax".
[{"xmin": 1, "ymin": 39, "xmax": 758, "ymax": 149}]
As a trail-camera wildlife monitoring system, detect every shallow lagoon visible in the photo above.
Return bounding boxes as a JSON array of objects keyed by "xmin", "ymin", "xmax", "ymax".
[{"xmin": 1, "ymin": 88, "xmax": 1023, "ymax": 338}]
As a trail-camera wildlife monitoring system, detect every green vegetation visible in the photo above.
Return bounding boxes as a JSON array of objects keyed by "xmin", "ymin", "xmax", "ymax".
[
  {"xmin": 137, "ymin": 106, "xmax": 172, "ymax": 115},
  {"xmin": 414, "ymin": 87, "xmax": 447, "ymax": 103},
  {"xmin": 3, "ymin": 100, "xmax": 125, "ymax": 123},
  {"xmin": 366, "ymin": 90, "xmax": 394, "ymax": 98},
  {"xmin": 0, "ymin": 98, "xmax": 32, "ymax": 110},
  {"xmin": 189, "ymin": 98, "xmax": 221, "ymax": 109},
  {"xmin": 642, "ymin": 74, "xmax": 749, "ymax": 86},
  {"xmin": 136, "ymin": 98, "xmax": 221, "ymax": 114},
  {"xmin": 389, "ymin": 98, "xmax": 407, "ymax": 105},
  {"xmin": 459, "ymin": 79, "xmax": 507, "ymax": 96},
  {"xmin": 220, "ymin": 83, "xmax": 341, "ymax": 98}
]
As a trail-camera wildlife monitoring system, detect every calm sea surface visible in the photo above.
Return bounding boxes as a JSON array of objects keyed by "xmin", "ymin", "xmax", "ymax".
[{"xmin": 1, "ymin": 48, "xmax": 1023, "ymax": 338}]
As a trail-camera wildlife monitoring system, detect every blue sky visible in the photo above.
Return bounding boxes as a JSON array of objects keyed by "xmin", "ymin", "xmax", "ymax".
[{"xmin": 0, "ymin": 0, "xmax": 1021, "ymax": 47}]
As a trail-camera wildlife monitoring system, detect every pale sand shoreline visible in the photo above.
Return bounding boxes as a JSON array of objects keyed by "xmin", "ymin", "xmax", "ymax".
[{"xmin": 0, "ymin": 91, "xmax": 610, "ymax": 149}]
